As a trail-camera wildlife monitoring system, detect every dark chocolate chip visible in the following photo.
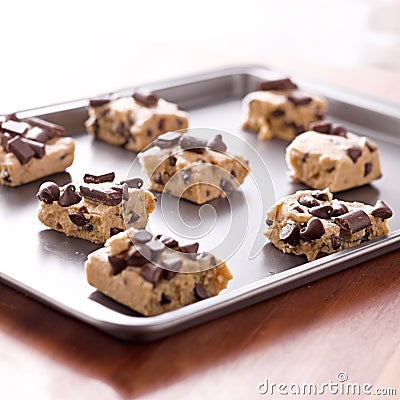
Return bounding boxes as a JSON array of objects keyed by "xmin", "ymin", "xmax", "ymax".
[
  {"xmin": 25, "ymin": 126, "xmax": 50, "ymax": 143},
  {"xmin": 158, "ymin": 118, "xmax": 165, "ymax": 131},
  {"xmin": 58, "ymin": 185, "xmax": 82, "ymax": 207},
  {"xmin": 169, "ymin": 155, "xmax": 177, "ymax": 166},
  {"xmin": 279, "ymin": 224, "xmax": 300, "ymax": 246},
  {"xmin": 161, "ymin": 258, "xmax": 183, "ymax": 276},
  {"xmin": 266, "ymin": 218, "xmax": 274, "ymax": 226},
  {"xmin": 207, "ymin": 134, "xmax": 227, "ymax": 152},
  {"xmin": 110, "ymin": 227, "xmax": 124, "ymax": 237},
  {"xmin": 121, "ymin": 183, "xmax": 129, "ymax": 201},
  {"xmin": 128, "ymin": 212, "xmax": 140, "ymax": 224},
  {"xmin": 181, "ymin": 169, "xmax": 192, "ymax": 184},
  {"xmin": 1, "ymin": 119, "xmax": 29, "ymax": 135},
  {"xmin": 326, "ymin": 166, "xmax": 336, "ymax": 173},
  {"xmin": 68, "ymin": 212, "xmax": 88, "ymax": 226},
  {"xmin": 312, "ymin": 191, "xmax": 329, "ymax": 201},
  {"xmin": 37, "ymin": 182, "xmax": 60, "ymax": 204},
  {"xmin": 194, "ymin": 283, "xmax": 209, "ymax": 301},
  {"xmin": 79, "ymin": 185, "xmax": 122, "ymax": 206},
  {"xmin": 133, "ymin": 91, "xmax": 159, "ymax": 107},
  {"xmin": 153, "ymin": 172, "xmax": 163, "ymax": 185},
  {"xmin": 309, "ymin": 120, "xmax": 332, "ymax": 134},
  {"xmin": 155, "ymin": 132, "xmax": 181, "ymax": 149},
  {"xmin": 24, "ymin": 117, "xmax": 65, "ymax": 138},
  {"xmin": 298, "ymin": 195, "xmax": 319, "ymax": 208},
  {"xmin": 1, "ymin": 132, "xmax": 13, "ymax": 151},
  {"xmin": 84, "ymin": 172, "xmax": 115, "ymax": 184},
  {"xmin": 300, "ymin": 217, "xmax": 325, "ymax": 241},
  {"xmin": 294, "ymin": 125, "xmax": 305, "ymax": 136},
  {"xmin": 133, "ymin": 229, "xmax": 153, "ymax": 243},
  {"xmin": 147, "ymin": 240, "xmax": 165, "ymax": 259},
  {"xmin": 330, "ymin": 234, "xmax": 341, "ymax": 250},
  {"xmin": 125, "ymin": 245, "xmax": 151, "ymax": 266},
  {"xmin": 333, "ymin": 209, "xmax": 371, "ymax": 233},
  {"xmin": 331, "ymin": 202, "xmax": 349, "ymax": 217},
  {"xmin": 8, "ymin": 136, "xmax": 35, "ymax": 164},
  {"xmin": 365, "ymin": 140, "xmax": 377, "ymax": 152},
  {"xmin": 108, "ymin": 255, "xmax": 127, "ymax": 275},
  {"xmin": 121, "ymin": 177, "xmax": 144, "ymax": 189},
  {"xmin": 160, "ymin": 293, "xmax": 171, "ymax": 304},
  {"xmin": 293, "ymin": 206, "xmax": 304, "ymax": 213},
  {"xmin": 156, "ymin": 235, "xmax": 178, "ymax": 248},
  {"xmin": 89, "ymin": 98, "xmax": 111, "ymax": 107},
  {"xmin": 346, "ymin": 146, "xmax": 362, "ymax": 163},
  {"xmin": 258, "ymin": 78, "xmax": 298, "ymax": 91},
  {"xmin": 270, "ymin": 109, "xmax": 285, "ymax": 118},
  {"xmin": 330, "ymin": 124, "xmax": 347, "ymax": 137},
  {"xmin": 316, "ymin": 252, "xmax": 328, "ymax": 259},
  {"xmin": 21, "ymin": 138, "xmax": 45, "ymax": 158},
  {"xmin": 141, "ymin": 265, "xmax": 162, "ymax": 286},
  {"xmin": 220, "ymin": 178, "xmax": 234, "ymax": 194},
  {"xmin": 147, "ymin": 129, "xmax": 153, "ymax": 137},
  {"xmin": 371, "ymin": 200, "xmax": 393, "ymax": 219},
  {"xmin": 288, "ymin": 92, "xmax": 313, "ymax": 106},
  {"xmin": 309, "ymin": 205, "xmax": 333, "ymax": 219},
  {"xmin": 179, "ymin": 242, "xmax": 199, "ymax": 255},
  {"xmin": 364, "ymin": 162, "xmax": 372, "ymax": 177},
  {"xmin": 180, "ymin": 135, "xmax": 207, "ymax": 154}
]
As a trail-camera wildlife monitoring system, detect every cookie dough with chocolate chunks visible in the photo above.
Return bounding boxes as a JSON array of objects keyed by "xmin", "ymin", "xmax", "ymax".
[
  {"xmin": 265, "ymin": 188, "xmax": 392, "ymax": 261},
  {"xmin": 85, "ymin": 227, "xmax": 233, "ymax": 316},
  {"xmin": 286, "ymin": 121, "xmax": 382, "ymax": 192},
  {"xmin": 0, "ymin": 114, "xmax": 74, "ymax": 187},
  {"xmin": 37, "ymin": 172, "xmax": 156, "ymax": 243},
  {"xmin": 139, "ymin": 132, "xmax": 250, "ymax": 204},
  {"xmin": 85, "ymin": 91, "xmax": 188, "ymax": 152}
]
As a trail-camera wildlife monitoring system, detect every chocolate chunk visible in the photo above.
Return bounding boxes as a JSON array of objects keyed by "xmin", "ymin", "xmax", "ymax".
[
  {"xmin": 8, "ymin": 136, "xmax": 35, "ymax": 164},
  {"xmin": 25, "ymin": 126, "xmax": 50, "ymax": 143},
  {"xmin": 300, "ymin": 217, "xmax": 325, "ymax": 241},
  {"xmin": 288, "ymin": 92, "xmax": 312, "ymax": 106},
  {"xmin": 298, "ymin": 195, "xmax": 319, "ymax": 208},
  {"xmin": 141, "ymin": 265, "xmax": 162, "ymax": 286},
  {"xmin": 294, "ymin": 124, "xmax": 305, "ymax": 136},
  {"xmin": 293, "ymin": 206, "xmax": 304, "ymax": 214},
  {"xmin": 121, "ymin": 177, "xmax": 144, "ymax": 189},
  {"xmin": 155, "ymin": 132, "xmax": 181, "ymax": 149},
  {"xmin": 153, "ymin": 172, "xmax": 163, "ymax": 185},
  {"xmin": 147, "ymin": 240, "xmax": 165, "ymax": 259},
  {"xmin": 312, "ymin": 191, "xmax": 329, "ymax": 201},
  {"xmin": 333, "ymin": 209, "xmax": 371, "ymax": 233},
  {"xmin": 279, "ymin": 224, "xmax": 300, "ymax": 246},
  {"xmin": 161, "ymin": 258, "xmax": 183, "ymax": 275},
  {"xmin": 156, "ymin": 235, "xmax": 178, "ymax": 248},
  {"xmin": 1, "ymin": 119, "xmax": 29, "ymax": 135},
  {"xmin": 220, "ymin": 178, "xmax": 234, "ymax": 194},
  {"xmin": 180, "ymin": 135, "xmax": 207, "ymax": 154},
  {"xmin": 128, "ymin": 212, "xmax": 140, "ymax": 224},
  {"xmin": 79, "ymin": 185, "xmax": 122, "ymax": 206},
  {"xmin": 331, "ymin": 202, "xmax": 349, "ymax": 217},
  {"xmin": 330, "ymin": 124, "xmax": 347, "ymax": 137},
  {"xmin": 364, "ymin": 162, "xmax": 372, "ymax": 177},
  {"xmin": 330, "ymin": 234, "xmax": 341, "ymax": 250},
  {"xmin": 194, "ymin": 283, "xmax": 209, "ymax": 300},
  {"xmin": 125, "ymin": 245, "xmax": 151, "ymax": 266},
  {"xmin": 58, "ymin": 185, "xmax": 82, "ymax": 207},
  {"xmin": 365, "ymin": 140, "xmax": 377, "ymax": 152},
  {"xmin": 266, "ymin": 218, "xmax": 274, "ymax": 226},
  {"xmin": 309, "ymin": 205, "xmax": 333, "ymax": 219},
  {"xmin": 21, "ymin": 138, "xmax": 45, "ymax": 158},
  {"xmin": 132, "ymin": 91, "xmax": 159, "ymax": 107},
  {"xmin": 68, "ymin": 212, "xmax": 88, "ymax": 226},
  {"xmin": 169, "ymin": 155, "xmax": 177, "ymax": 166},
  {"xmin": 24, "ymin": 117, "xmax": 65, "ymax": 138},
  {"xmin": 346, "ymin": 146, "xmax": 362, "ymax": 163},
  {"xmin": 326, "ymin": 166, "xmax": 336, "ymax": 173},
  {"xmin": 84, "ymin": 172, "xmax": 115, "ymax": 184},
  {"xmin": 181, "ymin": 169, "xmax": 192, "ymax": 184},
  {"xmin": 110, "ymin": 227, "xmax": 124, "ymax": 236},
  {"xmin": 207, "ymin": 134, "xmax": 227, "ymax": 152},
  {"xmin": 160, "ymin": 293, "xmax": 171, "ymax": 304},
  {"xmin": 1, "ymin": 132, "xmax": 13, "ymax": 151},
  {"xmin": 89, "ymin": 98, "xmax": 111, "ymax": 107},
  {"xmin": 371, "ymin": 200, "xmax": 393, "ymax": 219},
  {"xmin": 108, "ymin": 255, "xmax": 127, "ymax": 275},
  {"xmin": 158, "ymin": 118, "xmax": 165, "ymax": 131},
  {"xmin": 179, "ymin": 242, "xmax": 199, "ymax": 255},
  {"xmin": 258, "ymin": 78, "xmax": 298, "ymax": 91},
  {"xmin": 37, "ymin": 182, "xmax": 60, "ymax": 204},
  {"xmin": 270, "ymin": 109, "xmax": 285, "ymax": 118},
  {"xmin": 133, "ymin": 229, "xmax": 153, "ymax": 243},
  {"xmin": 309, "ymin": 120, "xmax": 332, "ymax": 134},
  {"xmin": 316, "ymin": 252, "xmax": 328, "ymax": 259}
]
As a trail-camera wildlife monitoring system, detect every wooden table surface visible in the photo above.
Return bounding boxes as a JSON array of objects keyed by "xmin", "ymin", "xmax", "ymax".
[{"xmin": 1, "ymin": 57, "xmax": 400, "ymax": 399}]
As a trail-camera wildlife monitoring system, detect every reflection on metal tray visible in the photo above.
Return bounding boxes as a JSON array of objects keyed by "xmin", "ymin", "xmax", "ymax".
[{"xmin": 1, "ymin": 65, "xmax": 400, "ymax": 341}]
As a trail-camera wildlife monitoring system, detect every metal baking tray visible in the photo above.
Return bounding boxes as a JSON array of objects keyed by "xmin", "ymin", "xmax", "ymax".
[{"xmin": 1, "ymin": 65, "xmax": 400, "ymax": 341}]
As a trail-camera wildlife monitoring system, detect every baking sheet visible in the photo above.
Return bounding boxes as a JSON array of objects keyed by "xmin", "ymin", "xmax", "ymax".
[{"xmin": 1, "ymin": 65, "xmax": 400, "ymax": 341}]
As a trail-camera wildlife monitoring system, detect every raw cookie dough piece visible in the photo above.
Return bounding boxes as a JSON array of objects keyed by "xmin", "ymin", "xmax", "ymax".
[
  {"xmin": 37, "ymin": 172, "xmax": 156, "ymax": 243},
  {"xmin": 85, "ymin": 91, "xmax": 188, "ymax": 152},
  {"xmin": 139, "ymin": 132, "xmax": 250, "ymax": 204},
  {"xmin": 85, "ymin": 227, "xmax": 233, "ymax": 316},
  {"xmin": 242, "ymin": 77, "xmax": 326, "ymax": 141},
  {"xmin": 265, "ymin": 188, "xmax": 393, "ymax": 261},
  {"xmin": 286, "ymin": 121, "xmax": 382, "ymax": 192},
  {"xmin": 0, "ymin": 114, "xmax": 74, "ymax": 187}
]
